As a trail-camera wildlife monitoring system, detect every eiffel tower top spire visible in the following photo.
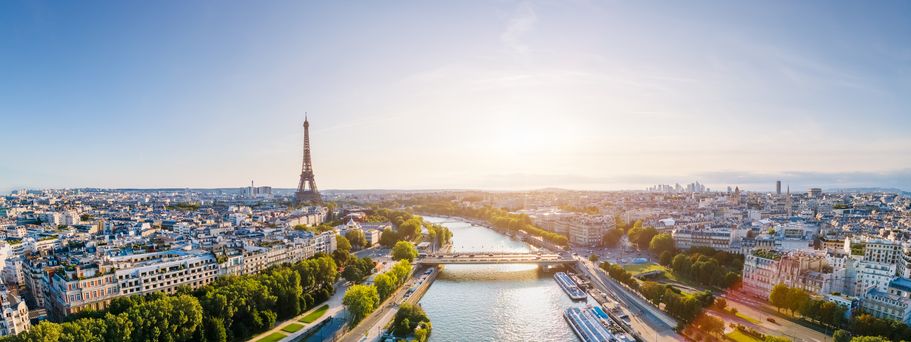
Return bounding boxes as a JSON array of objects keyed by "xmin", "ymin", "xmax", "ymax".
[{"xmin": 296, "ymin": 116, "xmax": 321, "ymax": 204}]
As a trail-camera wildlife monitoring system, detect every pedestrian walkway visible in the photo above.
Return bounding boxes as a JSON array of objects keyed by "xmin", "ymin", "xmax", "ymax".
[{"xmin": 248, "ymin": 282, "xmax": 349, "ymax": 342}]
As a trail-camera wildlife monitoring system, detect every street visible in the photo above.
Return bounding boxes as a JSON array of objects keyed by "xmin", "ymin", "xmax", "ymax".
[{"xmin": 575, "ymin": 257, "xmax": 684, "ymax": 342}]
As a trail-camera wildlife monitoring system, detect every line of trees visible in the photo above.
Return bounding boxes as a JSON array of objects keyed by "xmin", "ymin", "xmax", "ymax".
[
  {"xmin": 424, "ymin": 222, "xmax": 453, "ymax": 246},
  {"xmin": 417, "ymin": 202, "xmax": 568, "ymax": 246},
  {"xmin": 3, "ymin": 254, "xmax": 339, "ymax": 342},
  {"xmin": 667, "ymin": 251, "xmax": 741, "ymax": 288},
  {"xmin": 342, "ymin": 256, "xmax": 377, "ymax": 282},
  {"xmin": 769, "ymin": 284, "xmax": 846, "ymax": 327},
  {"xmin": 638, "ymin": 281, "xmax": 715, "ymax": 325},
  {"xmin": 343, "ymin": 260, "xmax": 412, "ymax": 324},
  {"xmin": 833, "ymin": 330, "xmax": 900, "ymax": 342},
  {"xmin": 770, "ymin": 284, "xmax": 911, "ymax": 341},
  {"xmin": 599, "ymin": 261, "xmax": 715, "ymax": 326},
  {"xmin": 600, "ymin": 261, "xmax": 639, "ymax": 290},
  {"xmin": 374, "ymin": 211, "xmax": 423, "ymax": 247}
]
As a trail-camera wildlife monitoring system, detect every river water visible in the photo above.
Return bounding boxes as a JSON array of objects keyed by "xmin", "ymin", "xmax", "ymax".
[{"xmin": 419, "ymin": 216, "xmax": 586, "ymax": 342}]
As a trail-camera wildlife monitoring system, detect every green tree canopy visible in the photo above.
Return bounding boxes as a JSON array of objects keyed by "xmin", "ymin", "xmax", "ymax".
[
  {"xmin": 336, "ymin": 234, "xmax": 352, "ymax": 252},
  {"xmin": 602, "ymin": 228, "xmax": 624, "ymax": 248},
  {"xmin": 342, "ymin": 284, "xmax": 380, "ymax": 324},
  {"xmin": 649, "ymin": 233, "xmax": 675, "ymax": 256},
  {"xmin": 345, "ymin": 229, "xmax": 367, "ymax": 249},
  {"xmin": 392, "ymin": 241, "xmax": 418, "ymax": 262}
]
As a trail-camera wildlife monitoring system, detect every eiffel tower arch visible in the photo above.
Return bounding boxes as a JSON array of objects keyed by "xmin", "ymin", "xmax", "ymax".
[{"xmin": 295, "ymin": 116, "xmax": 322, "ymax": 204}]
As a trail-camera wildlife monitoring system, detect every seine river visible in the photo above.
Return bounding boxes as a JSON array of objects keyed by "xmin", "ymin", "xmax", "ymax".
[{"xmin": 419, "ymin": 216, "xmax": 586, "ymax": 342}]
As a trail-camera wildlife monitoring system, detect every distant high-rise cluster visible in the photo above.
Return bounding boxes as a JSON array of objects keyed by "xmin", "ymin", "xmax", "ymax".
[
  {"xmin": 244, "ymin": 180, "xmax": 273, "ymax": 199},
  {"xmin": 646, "ymin": 181, "xmax": 708, "ymax": 193}
]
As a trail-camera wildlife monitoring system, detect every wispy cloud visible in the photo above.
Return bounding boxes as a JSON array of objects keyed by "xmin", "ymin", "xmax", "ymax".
[{"xmin": 500, "ymin": 2, "xmax": 537, "ymax": 54}]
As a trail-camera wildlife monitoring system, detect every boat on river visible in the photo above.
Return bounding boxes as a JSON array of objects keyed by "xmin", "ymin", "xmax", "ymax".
[{"xmin": 555, "ymin": 272, "xmax": 587, "ymax": 300}]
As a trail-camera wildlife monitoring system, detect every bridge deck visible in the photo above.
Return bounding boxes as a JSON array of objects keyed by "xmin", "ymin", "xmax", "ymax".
[{"xmin": 416, "ymin": 253, "xmax": 576, "ymax": 264}]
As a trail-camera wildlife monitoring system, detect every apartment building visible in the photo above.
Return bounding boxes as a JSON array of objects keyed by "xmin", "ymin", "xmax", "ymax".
[
  {"xmin": 0, "ymin": 283, "xmax": 29, "ymax": 337},
  {"xmin": 672, "ymin": 227, "xmax": 739, "ymax": 253},
  {"xmin": 47, "ymin": 262, "xmax": 119, "ymax": 319},
  {"xmin": 864, "ymin": 239, "xmax": 901, "ymax": 265},
  {"xmin": 110, "ymin": 249, "xmax": 218, "ymax": 296},
  {"xmin": 742, "ymin": 249, "xmax": 835, "ymax": 298},
  {"xmin": 862, "ymin": 278, "xmax": 911, "ymax": 324}
]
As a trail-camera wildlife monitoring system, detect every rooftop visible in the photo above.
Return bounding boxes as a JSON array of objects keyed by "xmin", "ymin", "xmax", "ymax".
[{"xmin": 890, "ymin": 278, "xmax": 911, "ymax": 293}]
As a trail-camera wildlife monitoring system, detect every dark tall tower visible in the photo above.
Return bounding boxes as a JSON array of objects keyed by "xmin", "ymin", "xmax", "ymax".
[{"xmin": 295, "ymin": 116, "xmax": 321, "ymax": 204}]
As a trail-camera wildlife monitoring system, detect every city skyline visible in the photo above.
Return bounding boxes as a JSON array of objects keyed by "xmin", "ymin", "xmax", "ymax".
[{"xmin": 2, "ymin": 1, "xmax": 911, "ymax": 192}]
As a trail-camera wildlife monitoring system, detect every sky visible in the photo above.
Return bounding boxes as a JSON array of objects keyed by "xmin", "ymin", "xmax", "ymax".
[{"xmin": 1, "ymin": 1, "xmax": 910, "ymax": 192}]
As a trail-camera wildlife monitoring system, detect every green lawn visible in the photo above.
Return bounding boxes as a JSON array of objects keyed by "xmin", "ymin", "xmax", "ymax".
[
  {"xmin": 725, "ymin": 330, "xmax": 762, "ymax": 342},
  {"xmin": 735, "ymin": 311, "xmax": 760, "ymax": 324},
  {"xmin": 299, "ymin": 304, "xmax": 329, "ymax": 323},
  {"xmin": 622, "ymin": 263, "xmax": 677, "ymax": 280},
  {"xmin": 281, "ymin": 323, "xmax": 305, "ymax": 333},
  {"xmin": 255, "ymin": 332, "xmax": 287, "ymax": 342}
]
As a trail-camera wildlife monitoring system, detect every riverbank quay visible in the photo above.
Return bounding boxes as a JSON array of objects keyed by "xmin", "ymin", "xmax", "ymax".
[
  {"xmin": 337, "ymin": 263, "xmax": 442, "ymax": 342},
  {"xmin": 576, "ymin": 258, "xmax": 684, "ymax": 341}
]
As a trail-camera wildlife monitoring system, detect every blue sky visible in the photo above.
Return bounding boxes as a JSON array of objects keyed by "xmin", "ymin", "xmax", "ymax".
[{"xmin": 1, "ymin": 1, "xmax": 910, "ymax": 192}]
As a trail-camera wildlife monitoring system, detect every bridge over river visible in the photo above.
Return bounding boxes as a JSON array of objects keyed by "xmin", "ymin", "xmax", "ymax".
[{"xmin": 415, "ymin": 252, "xmax": 576, "ymax": 265}]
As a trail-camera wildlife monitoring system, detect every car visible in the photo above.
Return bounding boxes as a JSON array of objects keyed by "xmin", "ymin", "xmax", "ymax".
[{"xmin": 766, "ymin": 318, "xmax": 776, "ymax": 323}]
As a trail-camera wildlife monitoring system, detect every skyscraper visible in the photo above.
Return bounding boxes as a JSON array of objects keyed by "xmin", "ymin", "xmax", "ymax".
[{"xmin": 776, "ymin": 180, "xmax": 781, "ymax": 195}]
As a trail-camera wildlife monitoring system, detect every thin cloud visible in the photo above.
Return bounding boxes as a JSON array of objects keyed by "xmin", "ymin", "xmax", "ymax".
[{"xmin": 500, "ymin": 2, "xmax": 537, "ymax": 54}]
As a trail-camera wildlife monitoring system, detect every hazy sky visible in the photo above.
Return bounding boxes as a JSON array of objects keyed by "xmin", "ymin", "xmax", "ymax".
[{"xmin": 2, "ymin": 1, "xmax": 910, "ymax": 192}]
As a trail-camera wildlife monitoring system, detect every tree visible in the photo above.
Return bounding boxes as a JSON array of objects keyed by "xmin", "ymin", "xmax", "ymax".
[
  {"xmin": 203, "ymin": 316, "xmax": 227, "ymax": 342},
  {"xmin": 714, "ymin": 298, "xmax": 727, "ymax": 311},
  {"xmin": 392, "ymin": 241, "xmax": 418, "ymax": 262},
  {"xmin": 671, "ymin": 254, "xmax": 692, "ymax": 275},
  {"xmin": 390, "ymin": 260, "xmax": 412, "ymax": 285},
  {"xmin": 602, "ymin": 228, "xmax": 624, "ymax": 248},
  {"xmin": 659, "ymin": 251, "xmax": 673, "ymax": 266},
  {"xmin": 343, "ymin": 265, "xmax": 366, "ymax": 282},
  {"xmin": 336, "ymin": 235, "xmax": 352, "ymax": 252},
  {"xmin": 392, "ymin": 303, "xmax": 430, "ymax": 338},
  {"xmin": 833, "ymin": 330, "xmax": 852, "ymax": 342},
  {"xmin": 414, "ymin": 322, "xmax": 430, "ymax": 342},
  {"xmin": 649, "ymin": 233, "xmax": 675, "ymax": 256},
  {"xmin": 374, "ymin": 273, "xmax": 398, "ymax": 300},
  {"xmin": 588, "ymin": 254, "xmax": 599, "ymax": 262},
  {"xmin": 15, "ymin": 321, "xmax": 63, "ymax": 342},
  {"xmin": 345, "ymin": 229, "xmax": 367, "ymax": 250},
  {"xmin": 785, "ymin": 288, "xmax": 809, "ymax": 315},
  {"xmin": 380, "ymin": 227, "xmax": 398, "ymax": 247},
  {"xmin": 627, "ymin": 226, "xmax": 643, "ymax": 246},
  {"xmin": 769, "ymin": 283, "xmax": 789, "ymax": 312},
  {"xmin": 332, "ymin": 250, "xmax": 351, "ymax": 267},
  {"xmin": 636, "ymin": 227, "xmax": 658, "ymax": 250},
  {"xmin": 398, "ymin": 218, "xmax": 423, "ymax": 241},
  {"xmin": 693, "ymin": 314, "xmax": 724, "ymax": 336},
  {"xmin": 342, "ymin": 284, "xmax": 380, "ymax": 324}
]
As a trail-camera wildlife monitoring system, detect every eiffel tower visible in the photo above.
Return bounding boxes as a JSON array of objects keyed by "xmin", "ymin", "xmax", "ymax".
[{"xmin": 295, "ymin": 116, "xmax": 321, "ymax": 204}]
